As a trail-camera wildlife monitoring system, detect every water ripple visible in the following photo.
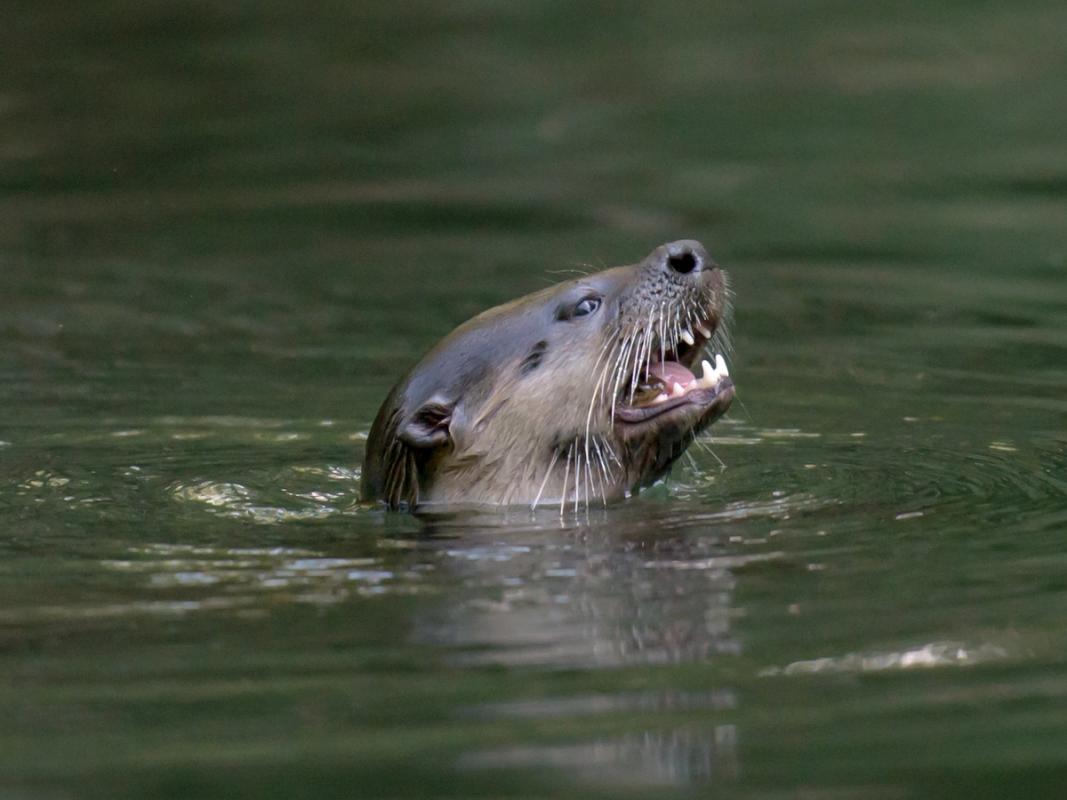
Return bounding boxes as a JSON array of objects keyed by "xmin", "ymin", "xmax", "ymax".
[
  {"xmin": 759, "ymin": 640, "xmax": 1012, "ymax": 677},
  {"xmin": 170, "ymin": 476, "xmax": 354, "ymax": 523}
]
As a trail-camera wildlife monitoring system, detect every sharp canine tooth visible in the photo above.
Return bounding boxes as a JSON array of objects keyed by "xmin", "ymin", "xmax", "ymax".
[
  {"xmin": 715, "ymin": 353, "xmax": 729, "ymax": 377},
  {"xmin": 700, "ymin": 359, "xmax": 716, "ymax": 388},
  {"xmin": 679, "ymin": 329, "xmax": 695, "ymax": 346},
  {"xmin": 696, "ymin": 322, "xmax": 712, "ymax": 338},
  {"xmin": 671, "ymin": 382, "xmax": 686, "ymax": 397}
]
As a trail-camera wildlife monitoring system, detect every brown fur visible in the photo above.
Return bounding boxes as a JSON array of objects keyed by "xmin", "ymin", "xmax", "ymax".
[{"xmin": 361, "ymin": 241, "xmax": 735, "ymax": 511}]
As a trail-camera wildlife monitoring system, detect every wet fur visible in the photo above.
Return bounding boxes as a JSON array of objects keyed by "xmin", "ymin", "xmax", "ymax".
[{"xmin": 362, "ymin": 242, "xmax": 733, "ymax": 511}]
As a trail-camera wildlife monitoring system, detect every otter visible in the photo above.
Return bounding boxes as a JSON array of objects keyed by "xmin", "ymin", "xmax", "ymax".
[{"xmin": 361, "ymin": 240, "xmax": 735, "ymax": 511}]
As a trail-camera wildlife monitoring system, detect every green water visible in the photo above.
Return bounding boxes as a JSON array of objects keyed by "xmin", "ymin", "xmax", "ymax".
[{"xmin": 3, "ymin": 2, "xmax": 1067, "ymax": 797}]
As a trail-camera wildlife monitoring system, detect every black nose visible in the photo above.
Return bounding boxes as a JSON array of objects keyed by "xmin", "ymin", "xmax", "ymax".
[
  {"xmin": 660, "ymin": 240, "xmax": 711, "ymax": 276},
  {"xmin": 668, "ymin": 250, "xmax": 698, "ymax": 274}
]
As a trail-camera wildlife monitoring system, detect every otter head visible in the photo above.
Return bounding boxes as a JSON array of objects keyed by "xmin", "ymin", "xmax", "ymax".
[{"xmin": 362, "ymin": 240, "xmax": 735, "ymax": 510}]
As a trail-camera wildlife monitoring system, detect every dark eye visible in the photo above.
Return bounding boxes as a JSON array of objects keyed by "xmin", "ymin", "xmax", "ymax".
[
  {"xmin": 554, "ymin": 294, "xmax": 603, "ymax": 321},
  {"xmin": 573, "ymin": 297, "xmax": 601, "ymax": 318}
]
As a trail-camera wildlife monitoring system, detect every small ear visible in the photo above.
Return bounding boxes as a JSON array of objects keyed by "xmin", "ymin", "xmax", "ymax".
[{"xmin": 398, "ymin": 399, "xmax": 454, "ymax": 449}]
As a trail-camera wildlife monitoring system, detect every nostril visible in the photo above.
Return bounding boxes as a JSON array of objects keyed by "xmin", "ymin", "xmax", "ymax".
[{"xmin": 668, "ymin": 251, "xmax": 698, "ymax": 275}]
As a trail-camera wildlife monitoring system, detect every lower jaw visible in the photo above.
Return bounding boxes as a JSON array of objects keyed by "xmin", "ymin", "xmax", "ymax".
[{"xmin": 617, "ymin": 380, "xmax": 734, "ymax": 424}]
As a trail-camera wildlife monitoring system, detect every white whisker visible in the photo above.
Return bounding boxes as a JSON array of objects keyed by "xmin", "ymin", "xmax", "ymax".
[
  {"xmin": 559, "ymin": 444, "xmax": 572, "ymax": 518},
  {"xmin": 577, "ymin": 451, "xmax": 585, "ymax": 513},
  {"xmin": 531, "ymin": 447, "xmax": 561, "ymax": 512}
]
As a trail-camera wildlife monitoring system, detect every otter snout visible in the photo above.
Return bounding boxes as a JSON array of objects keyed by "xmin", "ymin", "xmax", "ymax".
[{"xmin": 653, "ymin": 239, "xmax": 716, "ymax": 277}]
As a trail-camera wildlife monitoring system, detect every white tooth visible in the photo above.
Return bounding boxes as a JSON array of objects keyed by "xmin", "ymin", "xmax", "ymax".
[
  {"xmin": 700, "ymin": 359, "xmax": 716, "ymax": 388},
  {"xmin": 671, "ymin": 382, "xmax": 686, "ymax": 398},
  {"xmin": 653, "ymin": 393, "xmax": 670, "ymax": 404},
  {"xmin": 696, "ymin": 322, "xmax": 712, "ymax": 338},
  {"xmin": 715, "ymin": 353, "xmax": 729, "ymax": 377},
  {"xmin": 679, "ymin": 329, "xmax": 695, "ymax": 346}
]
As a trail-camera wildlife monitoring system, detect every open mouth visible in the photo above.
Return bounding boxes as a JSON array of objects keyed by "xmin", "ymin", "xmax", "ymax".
[{"xmin": 614, "ymin": 319, "xmax": 733, "ymax": 425}]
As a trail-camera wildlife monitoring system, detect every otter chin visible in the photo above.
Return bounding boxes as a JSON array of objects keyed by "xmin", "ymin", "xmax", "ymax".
[{"xmin": 361, "ymin": 240, "xmax": 735, "ymax": 511}]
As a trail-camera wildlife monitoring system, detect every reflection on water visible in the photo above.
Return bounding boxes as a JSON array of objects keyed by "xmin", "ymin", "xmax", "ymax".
[
  {"xmin": 415, "ymin": 521, "xmax": 747, "ymax": 668},
  {"xmin": 461, "ymin": 726, "xmax": 741, "ymax": 788},
  {"xmin": 469, "ymin": 689, "xmax": 739, "ymax": 720}
]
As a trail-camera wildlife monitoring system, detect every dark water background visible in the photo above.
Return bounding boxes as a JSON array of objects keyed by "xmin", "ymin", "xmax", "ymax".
[{"xmin": 3, "ymin": 2, "xmax": 1067, "ymax": 797}]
